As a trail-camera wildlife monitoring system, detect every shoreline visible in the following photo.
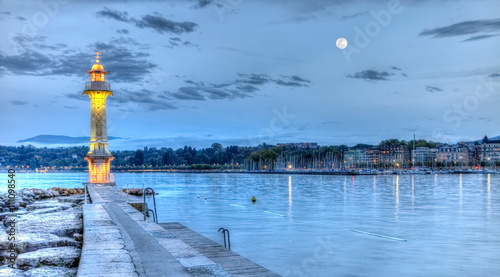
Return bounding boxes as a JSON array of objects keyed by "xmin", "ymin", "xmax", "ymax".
[{"xmin": 4, "ymin": 168, "xmax": 500, "ymax": 175}]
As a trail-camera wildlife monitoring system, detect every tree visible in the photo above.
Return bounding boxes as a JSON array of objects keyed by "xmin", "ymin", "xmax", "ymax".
[
  {"xmin": 379, "ymin": 139, "xmax": 405, "ymax": 147},
  {"xmin": 134, "ymin": 150, "xmax": 144, "ymax": 166}
]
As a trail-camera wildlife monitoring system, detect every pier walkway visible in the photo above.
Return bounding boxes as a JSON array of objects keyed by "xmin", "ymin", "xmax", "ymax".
[{"xmin": 77, "ymin": 184, "xmax": 280, "ymax": 277}]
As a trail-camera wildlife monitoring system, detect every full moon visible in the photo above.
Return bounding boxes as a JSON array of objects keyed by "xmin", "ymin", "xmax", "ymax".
[{"xmin": 336, "ymin": 37, "xmax": 348, "ymax": 49}]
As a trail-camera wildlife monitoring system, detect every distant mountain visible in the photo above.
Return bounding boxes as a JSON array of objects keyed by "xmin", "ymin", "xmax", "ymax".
[{"xmin": 18, "ymin": 135, "xmax": 123, "ymax": 144}]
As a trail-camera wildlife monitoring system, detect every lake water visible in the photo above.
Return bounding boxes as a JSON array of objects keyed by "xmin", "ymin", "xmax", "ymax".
[{"xmin": 5, "ymin": 172, "xmax": 500, "ymax": 276}]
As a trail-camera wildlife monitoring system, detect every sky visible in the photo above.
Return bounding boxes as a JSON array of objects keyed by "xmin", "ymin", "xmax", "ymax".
[{"xmin": 1, "ymin": 0, "xmax": 500, "ymax": 150}]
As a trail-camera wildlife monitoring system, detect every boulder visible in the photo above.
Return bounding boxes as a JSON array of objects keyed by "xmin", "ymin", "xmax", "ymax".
[
  {"xmin": 24, "ymin": 266, "xmax": 78, "ymax": 277},
  {"xmin": 26, "ymin": 201, "xmax": 72, "ymax": 211},
  {"xmin": 0, "ymin": 266, "xmax": 25, "ymax": 277},
  {"xmin": 15, "ymin": 246, "xmax": 81, "ymax": 269},
  {"xmin": 19, "ymin": 189, "xmax": 36, "ymax": 198},
  {"xmin": 13, "ymin": 209, "xmax": 83, "ymax": 237},
  {"xmin": 0, "ymin": 210, "xmax": 28, "ymax": 221},
  {"xmin": 0, "ymin": 232, "xmax": 80, "ymax": 253},
  {"xmin": 57, "ymin": 196, "xmax": 85, "ymax": 204}
]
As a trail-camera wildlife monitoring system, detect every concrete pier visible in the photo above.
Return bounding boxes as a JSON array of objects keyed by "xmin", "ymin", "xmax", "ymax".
[{"xmin": 78, "ymin": 184, "xmax": 280, "ymax": 277}]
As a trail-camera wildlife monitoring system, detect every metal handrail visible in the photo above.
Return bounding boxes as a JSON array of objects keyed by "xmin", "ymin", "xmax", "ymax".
[
  {"xmin": 218, "ymin": 228, "xmax": 231, "ymax": 250},
  {"xmin": 146, "ymin": 209, "xmax": 157, "ymax": 223},
  {"xmin": 143, "ymin": 187, "xmax": 158, "ymax": 223}
]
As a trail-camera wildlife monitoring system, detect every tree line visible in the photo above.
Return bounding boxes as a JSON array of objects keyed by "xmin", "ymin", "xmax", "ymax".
[{"xmin": 0, "ymin": 139, "xmax": 440, "ymax": 170}]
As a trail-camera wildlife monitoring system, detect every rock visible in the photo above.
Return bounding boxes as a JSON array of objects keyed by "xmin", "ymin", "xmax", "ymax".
[
  {"xmin": 30, "ymin": 207, "xmax": 68, "ymax": 215},
  {"xmin": 51, "ymin": 190, "xmax": 60, "ymax": 197},
  {"xmin": 57, "ymin": 196, "xmax": 85, "ymax": 204},
  {"xmin": 73, "ymin": 233, "xmax": 83, "ymax": 243},
  {"xmin": 26, "ymin": 201, "xmax": 72, "ymax": 211},
  {"xmin": 13, "ymin": 209, "xmax": 83, "ymax": 237},
  {"xmin": 20, "ymin": 189, "xmax": 36, "ymax": 198},
  {"xmin": 15, "ymin": 246, "xmax": 81, "ymax": 269},
  {"xmin": 32, "ymin": 189, "xmax": 44, "ymax": 196},
  {"xmin": 0, "ymin": 232, "xmax": 80, "ymax": 254},
  {"xmin": 24, "ymin": 266, "xmax": 78, "ymax": 277},
  {"xmin": 0, "ymin": 210, "xmax": 29, "ymax": 221},
  {"xmin": 0, "ymin": 265, "xmax": 25, "ymax": 277},
  {"xmin": 22, "ymin": 197, "xmax": 35, "ymax": 205}
]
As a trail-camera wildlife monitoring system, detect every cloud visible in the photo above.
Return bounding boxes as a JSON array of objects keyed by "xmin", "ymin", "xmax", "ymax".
[
  {"xmin": 461, "ymin": 34, "xmax": 499, "ymax": 42},
  {"xmin": 117, "ymin": 29, "xmax": 129, "ymax": 34},
  {"xmin": 346, "ymin": 66, "xmax": 407, "ymax": 82},
  {"xmin": 135, "ymin": 14, "xmax": 198, "ymax": 34},
  {"xmin": 237, "ymin": 85, "xmax": 259, "ymax": 93},
  {"xmin": 489, "ymin": 73, "xmax": 500, "ymax": 78},
  {"xmin": 0, "ymin": 34, "xmax": 157, "ymax": 83},
  {"xmin": 166, "ymin": 37, "xmax": 198, "ymax": 49},
  {"xmin": 96, "ymin": 8, "xmax": 198, "ymax": 35},
  {"xmin": 171, "ymin": 87, "xmax": 206, "ymax": 100},
  {"xmin": 11, "ymin": 100, "xmax": 28, "ymax": 105},
  {"xmin": 96, "ymin": 7, "xmax": 130, "ymax": 22},
  {"xmin": 170, "ymin": 73, "xmax": 311, "ymax": 101},
  {"xmin": 425, "ymin": 85, "xmax": 443, "ymax": 93},
  {"xmin": 341, "ymin": 12, "xmax": 365, "ymax": 20},
  {"xmin": 419, "ymin": 18, "xmax": 500, "ymax": 38},
  {"xmin": 0, "ymin": 50, "xmax": 52, "ymax": 75},
  {"xmin": 478, "ymin": 117, "xmax": 492, "ymax": 122},
  {"xmin": 346, "ymin": 70, "xmax": 393, "ymax": 81},
  {"xmin": 237, "ymin": 73, "xmax": 271, "ymax": 85},
  {"xmin": 192, "ymin": 0, "xmax": 215, "ymax": 9},
  {"xmin": 110, "ymin": 89, "xmax": 177, "ymax": 111}
]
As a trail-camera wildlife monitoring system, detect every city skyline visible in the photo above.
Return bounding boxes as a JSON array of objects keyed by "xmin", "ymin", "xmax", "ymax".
[{"xmin": 1, "ymin": 0, "xmax": 500, "ymax": 150}]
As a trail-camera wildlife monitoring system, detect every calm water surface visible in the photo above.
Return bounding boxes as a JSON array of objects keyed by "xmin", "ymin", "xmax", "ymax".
[{"xmin": 7, "ymin": 172, "xmax": 500, "ymax": 276}]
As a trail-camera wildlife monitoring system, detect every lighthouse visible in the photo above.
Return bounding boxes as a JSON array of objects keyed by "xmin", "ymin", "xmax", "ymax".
[{"xmin": 83, "ymin": 53, "xmax": 115, "ymax": 185}]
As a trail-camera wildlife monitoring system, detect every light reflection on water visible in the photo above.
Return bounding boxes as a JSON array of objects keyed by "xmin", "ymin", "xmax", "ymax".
[{"xmin": 7, "ymin": 172, "xmax": 500, "ymax": 277}]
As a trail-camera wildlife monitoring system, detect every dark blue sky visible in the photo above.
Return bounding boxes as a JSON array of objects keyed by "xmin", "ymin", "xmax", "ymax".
[{"xmin": 1, "ymin": 0, "xmax": 499, "ymax": 150}]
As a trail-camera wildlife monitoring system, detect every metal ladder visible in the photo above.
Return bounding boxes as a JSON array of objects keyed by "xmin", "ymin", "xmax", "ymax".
[
  {"xmin": 143, "ymin": 187, "xmax": 158, "ymax": 223},
  {"xmin": 218, "ymin": 228, "xmax": 231, "ymax": 250}
]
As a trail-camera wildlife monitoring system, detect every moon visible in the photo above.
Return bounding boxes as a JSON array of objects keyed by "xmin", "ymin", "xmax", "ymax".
[{"xmin": 336, "ymin": 37, "xmax": 348, "ymax": 49}]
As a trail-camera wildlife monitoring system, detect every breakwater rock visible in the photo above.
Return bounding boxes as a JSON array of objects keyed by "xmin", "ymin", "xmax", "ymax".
[
  {"xmin": 121, "ymin": 188, "xmax": 157, "ymax": 196},
  {"xmin": 0, "ymin": 188, "xmax": 84, "ymax": 277}
]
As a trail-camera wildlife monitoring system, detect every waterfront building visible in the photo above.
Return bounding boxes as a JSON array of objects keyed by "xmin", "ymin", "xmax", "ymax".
[
  {"xmin": 344, "ymin": 149, "xmax": 364, "ymax": 168},
  {"xmin": 379, "ymin": 144, "xmax": 410, "ymax": 167},
  {"xmin": 344, "ymin": 148, "xmax": 380, "ymax": 168},
  {"xmin": 479, "ymin": 136, "xmax": 500, "ymax": 163},
  {"xmin": 83, "ymin": 53, "xmax": 115, "ymax": 184},
  {"xmin": 412, "ymin": 147, "xmax": 437, "ymax": 166},
  {"xmin": 364, "ymin": 148, "xmax": 380, "ymax": 166},
  {"xmin": 436, "ymin": 145, "xmax": 469, "ymax": 166}
]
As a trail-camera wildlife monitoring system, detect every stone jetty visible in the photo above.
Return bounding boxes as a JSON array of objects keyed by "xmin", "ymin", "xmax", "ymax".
[{"xmin": 1, "ymin": 186, "xmax": 281, "ymax": 276}]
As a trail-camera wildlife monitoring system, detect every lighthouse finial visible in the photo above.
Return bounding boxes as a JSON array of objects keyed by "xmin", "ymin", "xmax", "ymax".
[{"xmin": 95, "ymin": 52, "xmax": 101, "ymax": 63}]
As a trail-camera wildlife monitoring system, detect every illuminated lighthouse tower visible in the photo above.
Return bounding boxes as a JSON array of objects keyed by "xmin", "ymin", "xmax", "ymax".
[{"xmin": 83, "ymin": 53, "xmax": 115, "ymax": 185}]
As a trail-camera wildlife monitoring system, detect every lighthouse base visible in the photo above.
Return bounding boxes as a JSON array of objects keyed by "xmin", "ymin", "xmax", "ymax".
[{"xmin": 85, "ymin": 155, "xmax": 114, "ymax": 185}]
